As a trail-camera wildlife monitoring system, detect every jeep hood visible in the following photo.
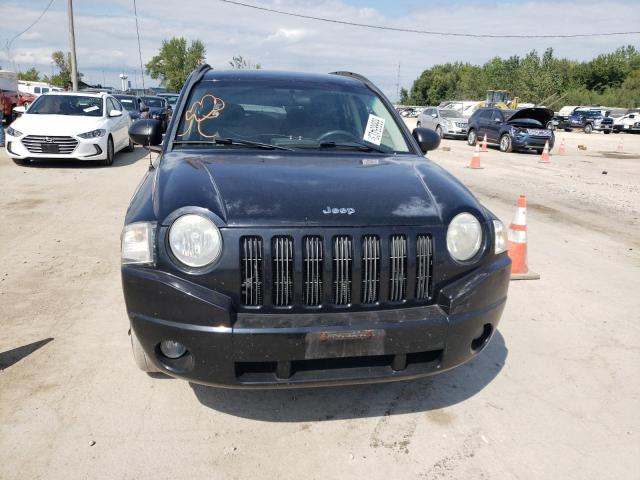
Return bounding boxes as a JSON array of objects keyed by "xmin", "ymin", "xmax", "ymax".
[
  {"xmin": 507, "ymin": 107, "xmax": 554, "ymax": 125},
  {"xmin": 153, "ymin": 152, "xmax": 482, "ymax": 227}
]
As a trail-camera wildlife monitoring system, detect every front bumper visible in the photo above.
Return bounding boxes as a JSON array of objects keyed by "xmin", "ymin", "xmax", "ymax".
[
  {"xmin": 5, "ymin": 134, "xmax": 108, "ymax": 160},
  {"xmin": 443, "ymin": 125, "xmax": 468, "ymax": 138},
  {"xmin": 122, "ymin": 255, "xmax": 511, "ymax": 388},
  {"xmin": 512, "ymin": 135, "xmax": 554, "ymax": 150}
]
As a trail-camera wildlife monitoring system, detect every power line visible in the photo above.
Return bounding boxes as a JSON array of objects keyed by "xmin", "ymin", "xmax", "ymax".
[
  {"xmin": 6, "ymin": 0, "xmax": 55, "ymax": 50},
  {"xmin": 133, "ymin": 0, "xmax": 145, "ymax": 91},
  {"xmin": 217, "ymin": 0, "xmax": 640, "ymax": 39}
]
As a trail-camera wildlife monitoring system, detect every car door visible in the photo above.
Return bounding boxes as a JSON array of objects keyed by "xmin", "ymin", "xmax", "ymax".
[
  {"xmin": 108, "ymin": 98, "xmax": 127, "ymax": 149},
  {"xmin": 425, "ymin": 108, "xmax": 437, "ymax": 130},
  {"xmin": 487, "ymin": 110, "xmax": 504, "ymax": 142},
  {"xmin": 475, "ymin": 110, "xmax": 492, "ymax": 140}
]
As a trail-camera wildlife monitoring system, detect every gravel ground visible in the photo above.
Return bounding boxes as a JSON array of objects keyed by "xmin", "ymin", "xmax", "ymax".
[{"xmin": 0, "ymin": 127, "xmax": 638, "ymax": 479}]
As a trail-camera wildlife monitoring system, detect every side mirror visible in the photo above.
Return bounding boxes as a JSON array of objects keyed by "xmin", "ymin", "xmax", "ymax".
[
  {"xmin": 431, "ymin": 113, "xmax": 437, "ymax": 118},
  {"xmin": 109, "ymin": 109, "xmax": 123, "ymax": 117},
  {"xmin": 129, "ymin": 119, "xmax": 163, "ymax": 147},
  {"xmin": 140, "ymin": 105, "xmax": 149, "ymax": 113},
  {"xmin": 13, "ymin": 106, "xmax": 26, "ymax": 114},
  {"xmin": 412, "ymin": 127, "xmax": 441, "ymax": 154}
]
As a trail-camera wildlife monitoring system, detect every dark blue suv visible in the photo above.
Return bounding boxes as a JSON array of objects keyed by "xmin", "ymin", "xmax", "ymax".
[{"xmin": 467, "ymin": 107, "xmax": 555, "ymax": 153}]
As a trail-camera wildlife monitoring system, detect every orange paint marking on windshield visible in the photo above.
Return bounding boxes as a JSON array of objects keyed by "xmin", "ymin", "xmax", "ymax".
[{"xmin": 178, "ymin": 94, "xmax": 226, "ymax": 139}]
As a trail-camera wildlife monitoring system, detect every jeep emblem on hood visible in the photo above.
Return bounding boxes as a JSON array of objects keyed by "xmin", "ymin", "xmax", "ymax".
[{"xmin": 323, "ymin": 206, "xmax": 355, "ymax": 215}]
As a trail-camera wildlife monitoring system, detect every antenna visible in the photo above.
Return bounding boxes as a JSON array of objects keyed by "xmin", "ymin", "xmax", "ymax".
[{"xmin": 132, "ymin": 0, "xmax": 153, "ymax": 170}]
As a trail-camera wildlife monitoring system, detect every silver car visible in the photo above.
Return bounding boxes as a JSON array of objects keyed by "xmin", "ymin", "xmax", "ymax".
[{"xmin": 417, "ymin": 107, "xmax": 468, "ymax": 139}]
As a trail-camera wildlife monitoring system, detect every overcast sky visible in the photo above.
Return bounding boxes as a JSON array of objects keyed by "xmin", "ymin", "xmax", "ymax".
[{"xmin": 1, "ymin": 0, "xmax": 639, "ymax": 99}]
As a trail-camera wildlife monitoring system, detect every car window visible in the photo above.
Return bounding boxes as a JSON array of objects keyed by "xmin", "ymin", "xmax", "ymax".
[
  {"xmin": 491, "ymin": 110, "xmax": 503, "ymax": 123},
  {"xmin": 116, "ymin": 97, "xmax": 135, "ymax": 111},
  {"xmin": 28, "ymin": 95, "xmax": 104, "ymax": 117},
  {"xmin": 142, "ymin": 97, "xmax": 165, "ymax": 108},
  {"xmin": 34, "ymin": 87, "xmax": 41, "ymax": 94},
  {"xmin": 174, "ymin": 79, "xmax": 412, "ymax": 153},
  {"xmin": 111, "ymin": 98, "xmax": 123, "ymax": 111},
  {"xmin": 42, "ymin": 88, "xmax": 49, "ymax": 93}
]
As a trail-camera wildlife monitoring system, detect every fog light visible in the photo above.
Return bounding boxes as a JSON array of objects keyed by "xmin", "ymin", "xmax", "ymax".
[{"xmin": 160, "ymin": 340, "xmax": 187, "ymax": 359}]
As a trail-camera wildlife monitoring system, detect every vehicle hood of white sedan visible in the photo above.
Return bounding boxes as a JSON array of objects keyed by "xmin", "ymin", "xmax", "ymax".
[{"xmin": 11, "ymin": 114, "xmax": 106, "ymax": 136}]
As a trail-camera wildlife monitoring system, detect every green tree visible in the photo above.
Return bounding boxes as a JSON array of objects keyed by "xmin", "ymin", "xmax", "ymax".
[
  {"xmin": 17, "ymin": 67, "xmax": 41, "ymax": 82},
  {"xmin": 46, "ymin": 50, "xmax": 82, "ymax": 88},
  {"xmin": 229, "ymin": 55, "xmax": 261, "ymax": 70},
  {"xmin": 145, "ymin": 37, "xmax": 206, "ymax": 92}
]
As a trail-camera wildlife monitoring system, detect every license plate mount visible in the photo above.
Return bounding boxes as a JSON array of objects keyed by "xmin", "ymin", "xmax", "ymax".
[
  {"xmin": 41, "ymin": 143, "xmax": 59, "ymax": 154},
  {"xmin": 305, "ymin": 329, "xmax": 386, "ymax": 359}
]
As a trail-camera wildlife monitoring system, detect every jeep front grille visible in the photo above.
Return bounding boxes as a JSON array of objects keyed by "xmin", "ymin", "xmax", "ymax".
[
  {"xmin": 361, "ymin": 235, "xmax": 380, "ymax": 304},
  {"xmin": 239, "ymin": 233, "xmax": 433, "ymax": 308},
  {"xmin": 241, "ymin": 236, "xmax": 263, "ymax": 306},
  {"xmin": 389, "ymin": 235, "xmax": 407, "ymax": 302},
  {"xmin": 303, "ymin": 236, "xmax": 323, "ymax": 306},
  {"xmin": 272, "ymin": 236, "xmax": 293, "ymax": 307},
  {"xmin": 333, "ymin": 236, "xmax": 352, "ymax": 305}
]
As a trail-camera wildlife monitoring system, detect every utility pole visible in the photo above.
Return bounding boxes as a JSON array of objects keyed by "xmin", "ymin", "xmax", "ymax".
[{"xmin": 67, "ymin": 0, "xmax": 78, "ymax": 91}]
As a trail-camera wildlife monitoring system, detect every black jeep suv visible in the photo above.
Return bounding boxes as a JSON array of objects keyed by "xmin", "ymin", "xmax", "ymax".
[
  {"xmin": 467, "ymin": 107, "xmax": 554, "ymax": 153},
  {"xmin": 122, "ymin": 66, "xmax": 510, "ymax": 388}
]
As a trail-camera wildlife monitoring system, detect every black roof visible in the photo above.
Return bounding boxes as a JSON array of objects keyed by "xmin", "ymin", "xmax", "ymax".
[{"xmin": 201, "ymin": 69, "xmax": 365, "ymax": 88}]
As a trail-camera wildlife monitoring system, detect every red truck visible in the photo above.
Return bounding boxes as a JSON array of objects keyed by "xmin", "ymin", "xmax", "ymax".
[{"xmin": 0, "ymin": 70, "xmax": 20, "ymax": 123}]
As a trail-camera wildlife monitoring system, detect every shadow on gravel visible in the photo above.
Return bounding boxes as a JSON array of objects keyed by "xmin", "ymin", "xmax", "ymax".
[
  {"xmin": 16, "ymin": 146, "xmax": 151, "ymax": 169},
  {"xmin": 190, "ymin": 331, "xmax": 507, "ymax": 421},
  {"xmin": 0, "ymin": 338, "xmax": 54, "ymax": 370}
]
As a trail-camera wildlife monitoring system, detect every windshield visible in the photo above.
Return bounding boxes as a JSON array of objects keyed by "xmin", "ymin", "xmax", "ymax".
[
  {"xmin": 439, "ymin": 109, "xmax": 461, "ymax": 119},
  {"xmin": 174, "ymin": 79, "xmax": 411, "ymax": 153},
  {"xmin": 142, "ymin": 97, "xmax": 164, "ymax": 108},
  {"xmin": 28, "ymin": 95, "xmax": 103, "ymax": 117},
  {"xmin": 115, "ymin": 97, "xmax": 136, "ymax": 111},
  {"xmin": 162, "ymin": 95, "xmax": 179, "ymax": 106}
]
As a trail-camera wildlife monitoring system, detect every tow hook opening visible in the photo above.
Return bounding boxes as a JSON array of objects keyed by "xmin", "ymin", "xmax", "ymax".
[{"xmin": 471, "ymin": 323, "xmax": 493, "ymax": 352}]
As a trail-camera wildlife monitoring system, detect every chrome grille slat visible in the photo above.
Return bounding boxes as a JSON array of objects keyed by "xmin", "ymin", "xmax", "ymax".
[
  {"xmin": 361, "ymin": 235, "xmax": 380, "ymax": 304},
  {"xmin": 241, "ymin": 236, "xmax": 263, "ymax": 306},
  {"xmin": 22, "ymin": 135, "xmax": 78, "ymax": 154},
  {"xmin": 333, "ymin": 236, "xmax": 352, "ymax": 305},
  {"xmin": 389, "ymin": 235, "xmax": 407, "ymax": 302},
  {"xmin": 416, "ymin": 235, "xmax": 433, "ymax": 299},
  {"xmin": 303, "ymin": 236, "xmax": 323, "ymax": 306},
  {"xmin": 272, "ymin": 236, "xmax": 293, "ymax": 306}
]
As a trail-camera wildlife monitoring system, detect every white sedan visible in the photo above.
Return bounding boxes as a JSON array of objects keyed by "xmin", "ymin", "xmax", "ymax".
[{"xmin": 5, "ymin": 91, "xmax": 133, "ymax": 166}]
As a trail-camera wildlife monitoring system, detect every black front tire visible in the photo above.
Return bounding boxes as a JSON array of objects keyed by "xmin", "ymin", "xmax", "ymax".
[
  {"xmin": 467, "ymin": 129, "xmax": 477, "ymax": 146},
  {"xmin": 603, "ymin": 130, "xmax": 610, "ymax": 135},
  {"xmin": 499, "ymin": 134, "xmax": 513, "ymax": 153},
  {"xmin": 124, "ymin": 137, "xmax": 135, "ymax": 152},
  {"xmin": 103, "ymin": 136, "xmax": 115, "ymax": 166}
]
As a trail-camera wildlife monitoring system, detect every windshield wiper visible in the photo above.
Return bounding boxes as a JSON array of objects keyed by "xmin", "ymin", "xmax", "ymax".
[
  {"xmin": 172, "ymin": 138, "xmax": 294, "ymax": 151},
  {"xmin": 319, "ymin": 141, "xmax": 390, "ymax": 154}
]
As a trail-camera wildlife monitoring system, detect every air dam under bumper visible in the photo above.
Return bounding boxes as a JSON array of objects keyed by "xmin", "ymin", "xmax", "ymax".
[{"xmin": 123, "ymin": 256, "xmax": 510, "ymax": 388}]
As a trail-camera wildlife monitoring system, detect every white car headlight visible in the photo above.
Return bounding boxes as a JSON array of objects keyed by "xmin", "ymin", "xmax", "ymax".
[
  {"xmin": 169, "ymin": 214, "xmax": 222, "ymax": 268},
  {"xmin": 447, "ymin": 213, "xmax": 482, "ymax": 261},
  {"xmin": 6, "ymin": 126, "xmax": 23, "ymax": 137},
  {"xmin": 121, "ymin": 222, "xmax": 156, "ymax": 265},
  {"xmin": 493, "ymin": 220, "xmax": 508, "ymax": 254},
  {"xmin": 78, "ymin": 129, "xmax": 106, "ymax": 139}
]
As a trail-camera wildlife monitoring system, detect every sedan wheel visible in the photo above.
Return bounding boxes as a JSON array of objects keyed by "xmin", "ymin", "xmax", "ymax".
[
  {"xmin": 416, "ymin": 121, "xmax": 421, "ymax": 128},
  {"xmin": 103, "ymin": 136, "xmax": 114, "ymax": 166},
  {"xmin": 125, "ymin": 137, "xmax": 135, "ymax": 152},
  {"xmin": 436, "ymin": 125, "xmax": 444, "ymax": 138},
  {"xmin": 499, "ymin": 134, "xmax": 513, "ymax": 152},
  {"xmin": 584, "ymin": 123, "xmax": 593, "ymax": 134},
  {"xmin": 467, "ymin": 129, "xmax": 477, "ymax": 146}
]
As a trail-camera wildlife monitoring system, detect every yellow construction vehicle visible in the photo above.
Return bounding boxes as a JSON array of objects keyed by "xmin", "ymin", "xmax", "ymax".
[{"xmin": 484, "ymin": 90, "xmax": 519, "ymax": 109}]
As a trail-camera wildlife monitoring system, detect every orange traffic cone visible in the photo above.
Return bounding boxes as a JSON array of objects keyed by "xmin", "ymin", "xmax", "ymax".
[
  {"xmin": 481, "ymin": 133, "xmax": 488, "ymax": 152},
  {"xmin": 617, "ymin": 137, "xmax": 624, "ymax": 153},
  {"xmin": 558, "ymin": 138, "xmax": 566, "ymax": 155},
  {"xmin": 468, "ymin": 144, "xmax": 483, "ymax": 169},
  {"xmin": 539, "ymin": 140, "xmax": 550, "ymax": 163},
  {"xmin": 508, "ymin": 194, "xmax": 540, "ymax": 280}
]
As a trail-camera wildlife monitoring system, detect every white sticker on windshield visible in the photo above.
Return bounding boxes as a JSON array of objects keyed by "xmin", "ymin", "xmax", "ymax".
[
  {"xmin": 83, "ymin": 106, "xmax": 99, "ymax": 112},
  {"xmin": 363, "ymin": 114, "xmax": 385, "ymax": 145}
]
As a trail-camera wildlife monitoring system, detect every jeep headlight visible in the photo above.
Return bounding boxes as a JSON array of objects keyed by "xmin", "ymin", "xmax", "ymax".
[
  {"xmin": 121, "ymin": 222, "xmax": 156, "ymax": 265},
  {"xmin": 169, "ymin": 214, "xmax": 222, "ymax": 268},
  {"xmin": 493, "ymin": 220, "xmax": 508, "ymax": 254},
  {"xmin": 447, "ymin": 213, "xmax": 482, "ymax": 261},
  {"xmin": 78, "ymin": 129, "xmax": 106, "ymax": 139}
]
